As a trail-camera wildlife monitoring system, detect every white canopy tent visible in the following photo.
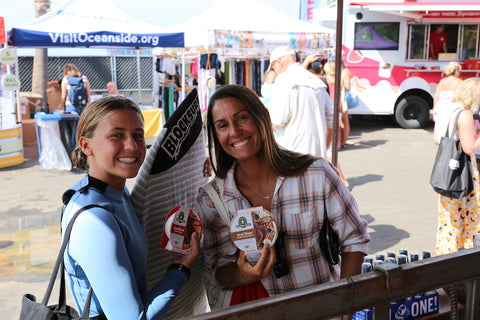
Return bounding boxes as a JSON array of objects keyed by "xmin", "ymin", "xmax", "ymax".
[{"xmin": 172, "ymin": 0, "xmax": 334, "ymax": 49}]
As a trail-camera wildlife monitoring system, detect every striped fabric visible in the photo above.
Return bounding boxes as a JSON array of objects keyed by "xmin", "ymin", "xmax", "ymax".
[{"xmin": 131, "ymin": 90, "xmax": 210, "ymax": 319}]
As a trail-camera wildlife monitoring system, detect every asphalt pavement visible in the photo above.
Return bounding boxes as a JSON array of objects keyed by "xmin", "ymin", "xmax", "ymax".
[{"xmin": 0, "ymin": 115, "xmax": 439, "ymax": 318}]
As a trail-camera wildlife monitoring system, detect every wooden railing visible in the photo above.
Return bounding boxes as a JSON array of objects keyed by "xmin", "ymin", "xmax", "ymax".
[{"xmin": 184, "ymin": 247, "xmax": 480, "ymax": 320}]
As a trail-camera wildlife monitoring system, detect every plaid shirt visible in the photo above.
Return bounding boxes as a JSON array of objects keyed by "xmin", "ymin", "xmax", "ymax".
[{"xmin": 197, "ymin": 158, "xmax": 370, "ymax": 296}]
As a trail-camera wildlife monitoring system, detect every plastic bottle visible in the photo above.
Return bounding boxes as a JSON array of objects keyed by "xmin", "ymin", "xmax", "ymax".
[
  {"xmin": 397, "ymin": 254, "xmax": 407, "ymax": 265},
  {"xmin": 422, "ymin": 250, "xmax": 431, "ymax": 259},
  {"xmin": 410, "ymin": 252, "xmax": 419, "ymax": 262},
  {"xmin": 375, "ymin": 253, "xmax": 385, "ymax": 262},
  {"xmin": 361, "ymin": 262, "xmax": 373, "ymax": 273}
]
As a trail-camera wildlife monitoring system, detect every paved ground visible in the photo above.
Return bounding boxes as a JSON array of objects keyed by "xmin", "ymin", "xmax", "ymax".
[{"xmin": 0, "ymin": 115, "xmax": 439, "ymax": 318}]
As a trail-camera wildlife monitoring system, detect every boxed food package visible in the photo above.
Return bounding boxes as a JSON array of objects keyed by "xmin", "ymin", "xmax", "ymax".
[
  {"xmin": 438, "ymin": 53, "xmax": 456, "ymax": 61},
  {"xmin": 230, "ymin": 207, "xmax": 277, "ymax": 255},
  {"xmin": 160, "ymin": 205, "xmax": 203, "ymax": 254}
]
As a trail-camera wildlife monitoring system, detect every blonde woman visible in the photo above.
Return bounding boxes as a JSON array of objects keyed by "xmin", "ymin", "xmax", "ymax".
[
  {"xmin": 433, "ymin": 61, "xmax": 463, "ymax": 121},
  {"xmin": 434, "ymin": 78, "xmax": 480, "ymax": 254}
]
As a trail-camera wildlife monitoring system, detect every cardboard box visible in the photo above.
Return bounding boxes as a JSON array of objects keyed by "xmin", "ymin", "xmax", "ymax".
[
  {"xmin": 438, "ymin": 53, "xmax": 457, "ymax": 61},
  {"xmin": 22, "ymin": 119, "xmax": 37, "ymax": 146},
  {"xmin": 17, "ymin": 93, "xmax": 43, "ymax": 119},
  {"xmin": 47, "ymin": 80, "xmax": 62, "ymax": 113}
]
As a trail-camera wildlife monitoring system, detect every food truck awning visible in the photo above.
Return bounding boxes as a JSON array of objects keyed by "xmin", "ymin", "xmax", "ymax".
[{"xmin": 349, "ymin": 2, "xmax": 480, "ymax": 20}]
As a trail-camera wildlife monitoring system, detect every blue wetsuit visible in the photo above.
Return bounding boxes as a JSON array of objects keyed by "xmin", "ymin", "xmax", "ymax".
[{"xmin": 61, "ymin": 175, "xmax": 188, "ymax": 320}]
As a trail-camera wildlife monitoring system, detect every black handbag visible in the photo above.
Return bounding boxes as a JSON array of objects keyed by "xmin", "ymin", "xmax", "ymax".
[
  {"xmin": 319, "ymin": 200, "xmax": 340, "ymax": 265},
  {"xmin": 19, "ymin": 204, "xmax": 103, "ymax": 320},
  {"xmin": 430, "ymin": 109, "xmax": 474, "ymax": 199}
]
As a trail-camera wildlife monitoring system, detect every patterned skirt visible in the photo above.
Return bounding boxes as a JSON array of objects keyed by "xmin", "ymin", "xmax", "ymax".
[{"xmin": 435, "ymin": 156, "xmax": 480, "ymax": 255}]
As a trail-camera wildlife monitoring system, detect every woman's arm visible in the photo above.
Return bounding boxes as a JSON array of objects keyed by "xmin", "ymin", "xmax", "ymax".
[
  {"xmin": 59, "ymin": 77, "xmax": 67, "ymax": 110},
  {"xmin": 69, "ymin": 209, "xmax": 191, "ymax": 319},
  {"xmin": 342, "ymin": 69, "xmax": 351, "ymax": 92},
  {"xmin": 458, "ymin": 110, "xmax": 480, "ymax": 155}
]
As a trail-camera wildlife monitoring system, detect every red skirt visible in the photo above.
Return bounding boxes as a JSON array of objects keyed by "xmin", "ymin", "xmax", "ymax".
[{"xmin": 230, "ymin": 280, "xmax": 269, "ymax": 306}]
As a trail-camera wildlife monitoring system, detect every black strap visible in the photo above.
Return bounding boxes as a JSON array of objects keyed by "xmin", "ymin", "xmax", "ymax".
[{"xmin": 42, "ymin": 204, "xmax": 106, "ymax": 318}]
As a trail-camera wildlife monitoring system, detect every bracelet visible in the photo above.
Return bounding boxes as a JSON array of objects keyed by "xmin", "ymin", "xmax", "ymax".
[{"xmin": 168, "ymin": 263, "xmax": 191, "ymax": 279}]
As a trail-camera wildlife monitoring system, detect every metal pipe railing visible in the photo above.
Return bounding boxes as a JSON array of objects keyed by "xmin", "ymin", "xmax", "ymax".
[{"xmin": 184, "ymin": 247, "xmax": 480, "ymax": 320}]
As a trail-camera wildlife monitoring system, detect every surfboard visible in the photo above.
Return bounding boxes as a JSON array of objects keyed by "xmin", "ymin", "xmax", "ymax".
[{"xmin": 131, "ymin": 88, "xmax": 209, "ymax": 318}]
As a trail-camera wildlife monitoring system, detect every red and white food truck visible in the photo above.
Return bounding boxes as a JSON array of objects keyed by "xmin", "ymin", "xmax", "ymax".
[{"xmin": 322, "ymin": 1, "xmax": 480, "ymax": 128}]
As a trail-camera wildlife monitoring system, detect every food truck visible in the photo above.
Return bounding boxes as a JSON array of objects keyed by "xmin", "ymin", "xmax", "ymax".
[{"xmin": 320, "ymin": 1, "xmax": 480, "ymax": 128}]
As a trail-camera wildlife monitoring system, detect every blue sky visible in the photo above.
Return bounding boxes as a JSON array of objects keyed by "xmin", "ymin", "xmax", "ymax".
[{"xmin": 3, "ymin": 0, "xmax": 301, "ymax": 55}]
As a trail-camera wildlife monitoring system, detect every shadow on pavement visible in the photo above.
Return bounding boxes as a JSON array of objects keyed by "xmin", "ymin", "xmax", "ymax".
[
  {"xmin": 368, "ymin": 224, "xmax": 411, "ymax": 253},
  {"xmin": 347, "ymin": 174, "xmax": 383, "ymax": 190}
]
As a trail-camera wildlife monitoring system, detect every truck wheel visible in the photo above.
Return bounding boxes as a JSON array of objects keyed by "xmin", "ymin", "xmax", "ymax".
[{"xmin": 395, "ymin": 96, "xmax": 430, "ymax": 129}]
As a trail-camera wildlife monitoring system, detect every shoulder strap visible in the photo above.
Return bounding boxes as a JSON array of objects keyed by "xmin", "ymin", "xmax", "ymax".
[
  {"xmin": 202, "ymin": 178, "xmax": 230, "ymax": 225},
  {"xmin": 43, "ymin": 204, "xmax": 106, "ymax": 318},
  {"xmin": 446, "ymin": 107, "xmax": 464, "ymax": 138}
]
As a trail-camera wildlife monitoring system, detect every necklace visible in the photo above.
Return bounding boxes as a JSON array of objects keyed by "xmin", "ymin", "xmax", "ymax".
[{"xmin": 237, "ymin": 168, "xmax": 274, "ymax": 200}]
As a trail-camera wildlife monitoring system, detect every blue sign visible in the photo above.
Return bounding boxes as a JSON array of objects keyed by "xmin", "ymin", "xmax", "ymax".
[{"xmin": 390, "ymin": 292, "xmax": 439, "ymax": 320}]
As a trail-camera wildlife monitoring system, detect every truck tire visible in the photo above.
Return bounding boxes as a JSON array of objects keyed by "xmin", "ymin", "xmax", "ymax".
[{"xmin": 395, "ymin": 96, "xmax": 430, "ymax": 129}]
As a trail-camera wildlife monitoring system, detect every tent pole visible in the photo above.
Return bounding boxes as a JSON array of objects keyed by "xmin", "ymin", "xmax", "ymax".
[
  {"xmin": 137, "ymin": 49, "xmax": 141, "ymax": 105},
  {"xmin": 332, "ymin": 0, "xmax": 344, "ymax": 167}
]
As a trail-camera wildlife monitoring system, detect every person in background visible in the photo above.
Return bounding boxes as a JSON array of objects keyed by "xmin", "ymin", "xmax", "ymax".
[
  {"xmin": 197, "ymin": 84, "xmax": 370, "ymax": 309},
  {"xmin": 302, "ymin": 54, "xmax": 329, "ymax": 95},
  {"xmin": 106, "ymin": 81, "xmax": 121, "ymax": 96},
  {"xmin": 321, "ymin": 61, "xmax": 351, "ymax": 189},
  {"xmin": 429, "ymin": 24, "xmax": 448, "ymax": 60},
  {"xmin": 62, "ymin": 96, "xmax": 199, "ymax": 319},
  {"xmin": 59, "ymin": 63, "xmax": 91, "ymax": 114},
  {"xmin": 323, "ymin": 61, "xmax": 351, "ymax": 149},
  {"xmin": 433, "ymin": 78, "xmax": 480, "ymax": 254},
  {"xmin": 265, "ymin": 46, "xmax": 333, "ymax": 159},
  {"xmin": 433, "ymin": 61, "xmax": 463, "ymax": 121}
]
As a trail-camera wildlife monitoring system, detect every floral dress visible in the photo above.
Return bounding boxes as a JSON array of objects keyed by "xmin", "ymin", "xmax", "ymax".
[{"xmin": 435, "ymin": 153, "xmax": 480, "ymax": 254}]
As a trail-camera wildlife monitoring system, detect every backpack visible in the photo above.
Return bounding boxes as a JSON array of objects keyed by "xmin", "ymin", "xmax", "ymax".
[{"xmin": 66, "ymin": 76, "xmax": 86, "ymax": 107}]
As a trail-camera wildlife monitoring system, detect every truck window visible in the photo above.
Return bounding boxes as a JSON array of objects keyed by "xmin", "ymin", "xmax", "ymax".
[
  {"xmin": 407, "ymin": 24, "xmax": 427, "ymax": 60},
  {"xmin": 407, "ymin": 24, "xmax": 460, "ymax": 61},
  {"xmin": 460, "ymin": 25, "xmax": 479, "ymax": 60}
]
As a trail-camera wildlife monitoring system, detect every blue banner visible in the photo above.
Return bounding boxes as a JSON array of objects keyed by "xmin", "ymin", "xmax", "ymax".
[{"xmin": 9, "ymin": 29, "xmax": 184, "ymax": 48}]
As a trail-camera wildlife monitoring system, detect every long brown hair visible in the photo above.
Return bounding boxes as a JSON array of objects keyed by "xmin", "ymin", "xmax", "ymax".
[
  {"xmin": 206, "ymin": 85, "xmax": 317, "ymax": 179},
  {"xmin": 62, "ymin": 63, "xmax": 82, "ymax": 77},
  {"xmin": 71, "ymin": 96, "xmax": 143, "ymax": 171}
]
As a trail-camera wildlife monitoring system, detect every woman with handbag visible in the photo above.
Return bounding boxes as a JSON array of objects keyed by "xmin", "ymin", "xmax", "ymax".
[
  {"xmin": 196, "ymin": 85, "xmax": 370, "ymax": 310},
  {"xmin": 433, "ymin": 78, "xmax": 480, "ymax": 254},
  {"xmin": 61, "ymin": 96, "xmax": 200, "ymax": 319}
]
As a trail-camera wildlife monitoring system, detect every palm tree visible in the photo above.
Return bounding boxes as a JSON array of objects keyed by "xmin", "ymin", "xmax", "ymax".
[{"xmin": 32, "ymin": 0, "xmax": 50, "ymax": 111}]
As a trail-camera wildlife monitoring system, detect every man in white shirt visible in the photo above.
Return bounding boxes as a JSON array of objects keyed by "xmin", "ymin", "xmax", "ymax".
[{"xmin": 265, "ymin": 46, "xmax": 334, "ymax": 158}]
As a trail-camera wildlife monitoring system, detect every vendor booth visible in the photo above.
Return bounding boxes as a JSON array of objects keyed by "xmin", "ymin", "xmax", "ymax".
[
  {"xmin": 7, "ymin": 0, "xmax": 182, "ymax": 170},
  {"xmin": 0, "ymin": 17, "xmax": 23, "ymax": 169},
  {"xmin": 153, "ymin": 0, "xmax": 335, "ymax": 113}
]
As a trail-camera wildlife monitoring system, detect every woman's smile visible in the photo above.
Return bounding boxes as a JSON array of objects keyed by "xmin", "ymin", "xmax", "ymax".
[{"xmin": 232, "ymin": 138, "xmax": 250, "ymax": 148}]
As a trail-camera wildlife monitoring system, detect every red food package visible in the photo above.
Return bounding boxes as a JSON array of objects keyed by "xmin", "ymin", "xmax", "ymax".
[{"xmin": 160, "ymin": 205, "xmax": 203, "ymax": 254}]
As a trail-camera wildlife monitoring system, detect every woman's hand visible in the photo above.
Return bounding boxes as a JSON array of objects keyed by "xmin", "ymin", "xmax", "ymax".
[
  {"xmin": 216, "ymin": 245, "xmax": 276, "ymax": 288},
  {"xmin": 236, "ymin": 244, "xmax": 276, "ymax": 284},
  {"xmin": 203, "ymin": 157, "xmax": 212, "ymax": 178},
  {"xmin": 172, "ymin": 232, "xmax": 200, "ymax": 270}
]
